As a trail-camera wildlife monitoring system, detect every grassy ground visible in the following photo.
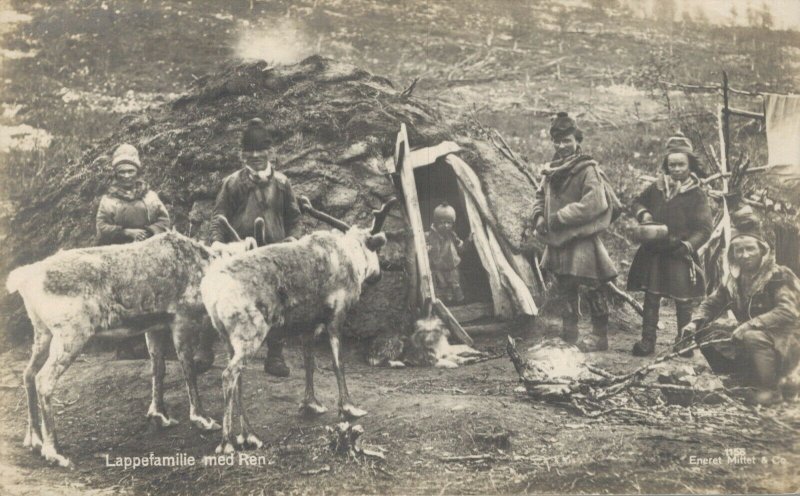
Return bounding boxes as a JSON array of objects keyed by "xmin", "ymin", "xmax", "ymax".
[{"xmin": 1, "ymin": 0, "xmax": 799, "ymax": 494}]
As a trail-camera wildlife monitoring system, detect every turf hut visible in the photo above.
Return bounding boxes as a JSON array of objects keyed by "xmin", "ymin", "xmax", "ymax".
[{"xmin": 3, "ymin": 56, "xmax": 542, "ymax": 343}]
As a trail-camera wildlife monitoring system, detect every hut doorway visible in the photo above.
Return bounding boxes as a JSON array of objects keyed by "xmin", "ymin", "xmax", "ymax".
[{"xmin": 413, "ymin": 158, "xmax": 493, "ymax": 307}]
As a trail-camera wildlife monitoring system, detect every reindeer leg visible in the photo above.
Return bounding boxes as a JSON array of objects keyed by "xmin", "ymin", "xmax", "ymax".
[
  {"xmin": 36, "ymin": 329, "xmax": 90, "ymax": 468},
  {"xmin": 216, "ymin": 312, "xmax": 268, "ymax": 454},
  {"xmin": 327, "ymin": 313, "xmax": 366, "ymax": 419},
  {"xmin": 23, "ymin": 319, "xmax": 51, "ymax": 452},
  {"xmin": 145, "ymin": 327, "xmax": 179, "ymax": 429},
  {"xmin": 235, "ymin": 373, "xmax": 263, "ymax": 450},
  {"xmin": 299, "ymin": 329, "xmax": 327, "ymax": 416},
  {"xmin": 171, "ymin": 316, "xmax": 219, "ymax": 431}
]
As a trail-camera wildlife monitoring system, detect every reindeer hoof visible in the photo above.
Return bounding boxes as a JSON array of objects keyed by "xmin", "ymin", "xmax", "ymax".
[
  {"xmin": 41, "ymin": 445, "xmax": 71, "ymax": 468},
  {"xmin": 147, "ymin": 412, "xmax": 179, "ymax": 429},
  {"xmin": 299, "ymin": 401, "xmax": 328, "ymax": 416},
  {"xmin": 340, "ymin": 404, "xmax": 368, "ymax": 419},
  {"xmin": 23, "ymin": 430, "xmax": 43, "ymax": 452},
  {"xmin": 237, "ymin": 434, "xmax": 263, "ymax": 450},
  {"xmin": 190, "ymin": 414, "xmax": 221, "ymax": 431},
  {"xmin": 215, "ymin": 441, "xmax": 237, "ymax": 454}
]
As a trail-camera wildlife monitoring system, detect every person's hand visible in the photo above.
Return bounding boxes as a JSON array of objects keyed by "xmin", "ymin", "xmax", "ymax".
[
  {"xmin": 281, "ymin": 236, "xmax": 297, "ymax": 243},
  {"xmin": 549, "ymin": 215, "xmax": 567, "ymax": 232},
  {"xmin": 124, "ymin": 228, "xmax": 148, "ymax": 241},
  {"xmin": 467, "ymin": 232, "xmax": 475, "ymax": 243},
  {"xmin": 534, "ymin": 217, "xmax": 547, "ymax": 235},
  {"xmin": 681, "ymin": 322, "xmax": 697, "ymax": 336},
  {"xmin": 640, "ymin": 212, "xmax": 654, "ymax": 224},
  {"xmin": 732, "ymin": 322, "xmax": 753, "ymax": 341}
]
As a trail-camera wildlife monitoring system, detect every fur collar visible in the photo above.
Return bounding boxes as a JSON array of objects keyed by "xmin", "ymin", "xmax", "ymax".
[{"xmin": 724, "ymin": 239, "xmax": 779, "ymax": 307}]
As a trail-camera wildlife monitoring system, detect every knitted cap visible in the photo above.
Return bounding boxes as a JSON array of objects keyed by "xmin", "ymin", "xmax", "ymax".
[
  {"xmin": 241, "ymin": 118, "xmax": 271, "ymax": 152},
  {"xmin": 550, "ymin": 112, "xmax": 582, "ymax": 141},
  {"xmin": 730, "ymin": 206, "xmax": 766, "ymax": 244},
  {"xmin": 112, "ymin": 143, "xmax": 141, "ymax": 170},
  {"xmin": 665, "ymin": 131, "xmax": 694, "ymax": 155},
  {"xmin": 433, "ymin": 203, "xmax": 456, "ymax": 224}
]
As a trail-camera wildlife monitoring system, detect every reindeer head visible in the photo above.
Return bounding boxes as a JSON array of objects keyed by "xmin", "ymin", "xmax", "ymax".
[
  {"xmin": 209, "ymin": 215, "xmax": 258, "ymax": 259},
  {"xmin": 298, "ymin": 196, "xmax": 396, "ymax": 285}
]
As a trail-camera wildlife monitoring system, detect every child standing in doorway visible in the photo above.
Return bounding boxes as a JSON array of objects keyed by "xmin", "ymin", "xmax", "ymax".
[{"xmin": 426, "ymin": 202, "xmax": 471, "ymax": 304}]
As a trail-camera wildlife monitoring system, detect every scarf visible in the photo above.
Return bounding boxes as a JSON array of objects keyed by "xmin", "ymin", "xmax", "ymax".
[
  {"xmin": 662, "ymin": 173, "xmax": 700, "ymax": 200},
  {"xmin": 108, "ymin": 180, "xmax": 149, "ymax": 201},
  {"xmin": 542, "ymin": 148, "xmax": 596, "ymax": 191}
]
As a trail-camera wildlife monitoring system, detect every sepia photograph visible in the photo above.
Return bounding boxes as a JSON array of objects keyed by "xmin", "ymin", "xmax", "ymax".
[{"xmin": 0, "ymin": 0, "xmax": 798, "ymax": 494}]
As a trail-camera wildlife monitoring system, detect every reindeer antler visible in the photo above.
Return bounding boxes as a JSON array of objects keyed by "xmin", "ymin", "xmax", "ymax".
[
  {"xmin": 215, "ymin": 215, "xmax": 242, "ymax": 242},
  {"xmin": 370, "ymin": 197, "xmax": 398, "ymax": 234},
  {"xmin": 298, "ymin": 195, "xmax": 351, "ymax": 232}
]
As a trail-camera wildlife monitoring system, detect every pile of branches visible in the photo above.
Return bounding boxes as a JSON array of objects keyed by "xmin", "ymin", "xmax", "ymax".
[{"xmin": 506, "ymin": 336, "xmax": 797, "ymax": 435}]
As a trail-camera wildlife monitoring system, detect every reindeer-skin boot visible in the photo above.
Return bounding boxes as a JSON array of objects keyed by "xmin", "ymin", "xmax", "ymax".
[
  {"xmin": 193, "ymin": 326, "xmax": 217, "ymax": 375},
  {"xmin": 560, "ymin": 299, "xmax": 580, "ymax": 344},
  {"xmin": 745, "ymin": 335, "xmax": 782, "ymax": 406},
  {"xmin": 264, "ymin": 337, "xmax": 290, "ymax": 377},
  {"xmin": 579, "ymin": 314, "xmax": 609, "ymax": 352},
  {"xmin": 633, "ymin": 293, "xmax": 659, "ymax": 356}
]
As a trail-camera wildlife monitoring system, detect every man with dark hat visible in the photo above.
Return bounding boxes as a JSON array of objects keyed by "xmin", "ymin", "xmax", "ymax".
[
  {"xmin": 532, "ymin": 112, "xmax": 617, "ymax": 352},
  {"xmin": 203, "ymin": 118, "xmax": 303, "ymax": 377},
  {"xmin": 683, "ymin": 209, "xmax": 800, "ymax": 405}
]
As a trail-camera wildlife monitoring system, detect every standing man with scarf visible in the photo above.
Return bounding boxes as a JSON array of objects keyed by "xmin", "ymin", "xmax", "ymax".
[
  {"xmin": 532, "ymin": 112, "xmax": 617, "ymax": 352},
  {"xmin": 209, "ymin": 117, "xmax": 303, "ymax": 377},
  {"xmin": 96, "ymin": 143, "xmax": 171, "ymax": 358},
  {"xmin": 627, "ymin": 133, "xmax": 712, "ymax": 356}
]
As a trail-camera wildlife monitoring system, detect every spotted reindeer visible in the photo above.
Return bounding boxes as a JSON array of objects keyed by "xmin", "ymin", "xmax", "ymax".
[
  {"xmin": 6, "ymin": 228, "xmax": 256, "ymax": 467},
  {"xmin": 201, "ymin": 197, "xmax": 395, "ymax": 453}
]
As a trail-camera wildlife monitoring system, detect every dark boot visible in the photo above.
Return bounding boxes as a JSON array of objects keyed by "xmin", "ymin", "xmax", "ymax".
[
  {"xmin": 633, "ymin": 292, "xmax": 659, "ymax": 356},
  {"xmin": 745, "ymin": 337, "xmax": 783, "ymax": 406},
  {"xmin": 264, "ymin": 338, "xmax": 290, "ymax": 377},
  {"xmin": 578, "ymin": 314, "xmax": 609, "ymax": 352},
  {"xmin": 115, "ymin": 336, "xmax": 149, "ymax": 360},
  {"xmin": 193, "ymin": 326, "xmax": 217, "ymax": 375},
  {"xmin": 674, "ymin": 300, "xmax": 695, "ymax": 358},
  {"xmin": 560, "ymin": 301, "xmax": 579, "ymax": 344}
]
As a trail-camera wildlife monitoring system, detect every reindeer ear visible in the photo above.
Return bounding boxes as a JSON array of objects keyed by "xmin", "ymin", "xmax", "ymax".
[{"xmin": 366, "ymin": 233, "xmax": 387, "ymax": 251}]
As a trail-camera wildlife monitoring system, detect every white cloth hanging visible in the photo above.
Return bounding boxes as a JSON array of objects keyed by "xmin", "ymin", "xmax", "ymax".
[{"xmin": 765, "ymin": 93, "xmax": 800, "ymax": 177}]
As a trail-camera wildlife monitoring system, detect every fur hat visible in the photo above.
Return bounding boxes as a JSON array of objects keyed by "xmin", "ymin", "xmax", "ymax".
[
  {"xmin": 111, "ymin": 143, "xmax": 141, "ymax": 170},
  {"xmin": 730, "ymin": 206, "xmax": 767, "ymax": 245},
  {"xmin": 433, "ymin": 203, "xmax": 456, "ymax": 224},
  {"xmin": 241, "ymin": 118, "xmax": 271, "ymax": 152},
  {"xmin": 550, "ymin": 112, "xmax": 583, "ymax": 142},
  {"xmin": 665, "ymin": 131, "xmax": 694, "ymax": 155}
]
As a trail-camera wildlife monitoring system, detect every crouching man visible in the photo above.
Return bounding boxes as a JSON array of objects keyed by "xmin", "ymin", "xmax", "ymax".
[
  {"xmin": 683, "ymin": 218, "xmax": 800, "ymax": 405},
  {"xmin": 201, "ymin": 117, "xmax": 303, "ymax": 377}
]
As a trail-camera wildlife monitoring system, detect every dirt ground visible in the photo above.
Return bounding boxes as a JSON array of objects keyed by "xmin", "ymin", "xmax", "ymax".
[
  {"xmin": 1, "ymin": 308, "xmax": 798, "ymax": 495},
  {"xmin": 1, "ymin": 0, "xmax": 799, "ymax": 494}
]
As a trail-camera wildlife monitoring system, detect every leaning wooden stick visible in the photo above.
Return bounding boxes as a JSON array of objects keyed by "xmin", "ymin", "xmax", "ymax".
[{"xmin": 595, "ymin": 338, "xmax": 733, "ymax": 400}]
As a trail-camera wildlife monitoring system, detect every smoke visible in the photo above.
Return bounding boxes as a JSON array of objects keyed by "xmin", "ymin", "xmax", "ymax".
[{"xmin": 234, "ymin": 19, "xmax": 313, "ymax": 66}]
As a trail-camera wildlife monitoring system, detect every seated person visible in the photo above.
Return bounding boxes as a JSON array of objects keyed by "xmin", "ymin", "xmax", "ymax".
[{"xmin": 683, "ymin": 213, "xmax": 800, "ymax": 405}]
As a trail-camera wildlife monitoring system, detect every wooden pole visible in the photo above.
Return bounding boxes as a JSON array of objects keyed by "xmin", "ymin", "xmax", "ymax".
[
  {"xmin": 394, "ymin": 124, "xmax": 436, "ymax": 313},
  {"xmin": 722, "ymin": 71, "xmax": 732, "ymax": 175}
]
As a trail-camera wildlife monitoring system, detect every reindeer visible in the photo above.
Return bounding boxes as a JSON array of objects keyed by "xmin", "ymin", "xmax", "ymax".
[
  {"xmin": 200, "ymin": 197, "xmax": 395, "ymax": 453},
  {"xmin": 6, "ymin": 228, "xmax": 256, "ymax": 467}
]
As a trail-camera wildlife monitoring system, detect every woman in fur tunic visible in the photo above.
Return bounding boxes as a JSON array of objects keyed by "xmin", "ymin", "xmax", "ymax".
[{"xmin": 627, "ymin": 133, "xmax": 712, "ymax": 356}]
